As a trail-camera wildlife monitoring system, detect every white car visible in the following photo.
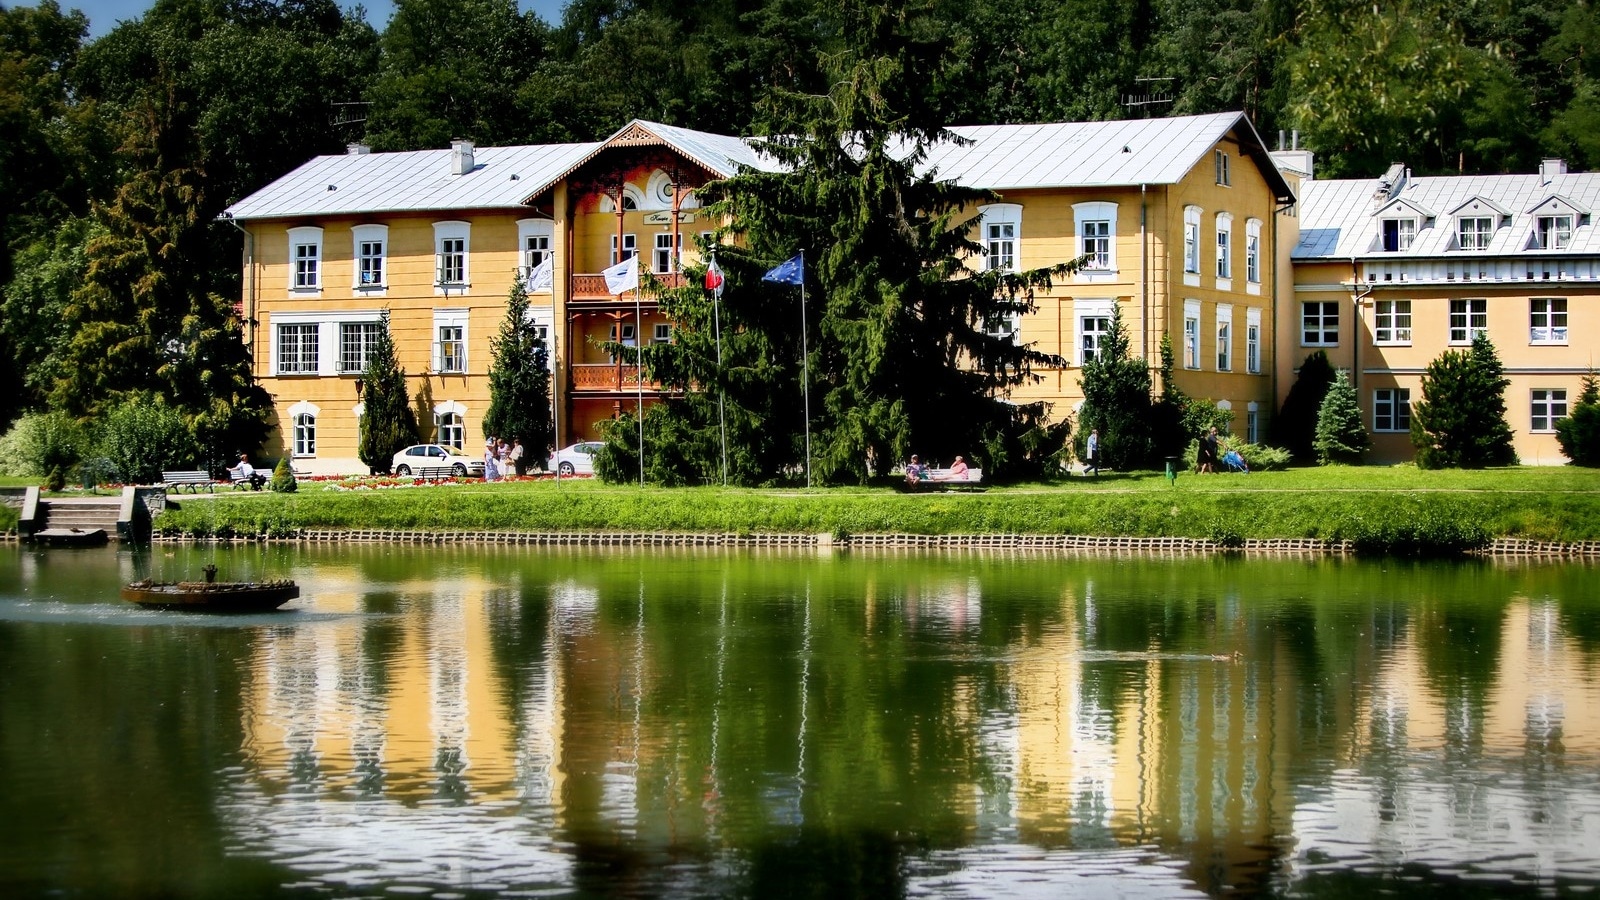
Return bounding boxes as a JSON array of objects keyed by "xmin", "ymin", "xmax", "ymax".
[
  {"xmin": 391, "ymin": 444, "xmax": 485, "ymax": 478},
  {"xmin": 549, "ymin": 441, "xmax": 603, "ymax": 476}
]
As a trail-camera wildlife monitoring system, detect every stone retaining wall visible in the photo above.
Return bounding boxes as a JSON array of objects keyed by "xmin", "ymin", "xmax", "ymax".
[{"xmin": 141, "ymin": 529, "xmax": 1600, "ymax": 557}]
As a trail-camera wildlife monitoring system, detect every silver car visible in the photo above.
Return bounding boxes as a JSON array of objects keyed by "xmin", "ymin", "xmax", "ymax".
[{"xmin": 548, "ymin": 441, "xmax": 603, "ymax": 476}]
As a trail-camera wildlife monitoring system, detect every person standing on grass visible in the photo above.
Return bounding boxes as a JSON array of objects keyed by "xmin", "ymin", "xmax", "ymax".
[
  {"xmin": 485, "ymin": 437, "xmax": 500, "ymax": 482},
  {"xmin": 1085, "ymin": 428, "xmax": 1100, "ymax": 477},
  {"xmin": 510, "ymin": 439, "xmax": 525, "ymax": 476},
  {"xmin": 1198, "ymin": 426, "xmax": 1219, "ymax": 474}
]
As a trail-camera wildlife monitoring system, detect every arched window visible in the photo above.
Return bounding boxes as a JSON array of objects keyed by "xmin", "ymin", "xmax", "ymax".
[
  {"xmin": 288, "ymin": 401, "xmax": 320, "ymax": 457},
  {"xmin": 437, "ymin": 412, "xmax": 464, "ymax": 449}
]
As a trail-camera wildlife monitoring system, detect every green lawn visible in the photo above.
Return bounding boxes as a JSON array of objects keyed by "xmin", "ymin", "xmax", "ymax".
[{"xmin": 139, "ymin": 465, "xmax": 1600, "ymax": 547}]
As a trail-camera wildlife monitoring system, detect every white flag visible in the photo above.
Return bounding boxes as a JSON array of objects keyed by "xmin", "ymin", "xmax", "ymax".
[
  {"xmin": 527, "ymin": 255, "xmax": 553, "ymax": 292},
  {"xmin": 602, "ymin": 253, "xmax": 639, "ymax": 295}
]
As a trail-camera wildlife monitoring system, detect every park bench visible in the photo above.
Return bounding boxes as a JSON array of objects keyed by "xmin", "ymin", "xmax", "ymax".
[
  {"xmin": 413, "ymin": 466, "xmax": 458, "ymax": 482},
  {"xmin": 228, "ymin": 469, "xmax": 267, "ymax": 490},
  {"xmin": 899, "ymin": 467, "xmax": 985, "ymax": 492},
  {"xmin": 162, "ymin": 470, "xmax": 216, "ymax": 493}
]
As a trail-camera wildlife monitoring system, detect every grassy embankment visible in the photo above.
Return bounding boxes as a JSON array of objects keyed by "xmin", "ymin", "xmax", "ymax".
[{"xmin": 135, "ymin": 466, "xmax": 1600, "ymax": 552}]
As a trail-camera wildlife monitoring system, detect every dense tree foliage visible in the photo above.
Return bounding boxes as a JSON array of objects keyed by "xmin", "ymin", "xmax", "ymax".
[
  {"xmin": 1077, "ymin": 307, "xmax": 1153, "ymax": 470},
  {"xmin": 356, "ymin": 311, "xmax": 418, "ymax": 472},
  {"xmin": 1313, "ymin": 368, "xmax": 1369, "ymax": 464},
  {"xmin": 1275, "ymin": 350, "xmax": 1336, "ymax": 462},
  {"xmin": 2, "ymin": 0, "xmax": 1594, "ymax": 453},
  {"xmin": 483, "ymin": 275, "xmax": 553, "ymax": 473},
  {"xmin": 1556, "ymin": 372, "xmax": 1600, "ymax": 467},
  {"xmin": 1410, "ymin": 335, "xmax": 1517, "ymax": 469}
]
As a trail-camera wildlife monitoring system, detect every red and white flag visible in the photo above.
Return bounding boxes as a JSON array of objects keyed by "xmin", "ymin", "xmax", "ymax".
[{"xmin": 704, "ymin": 255, "xmax": 725, "ymax": 298}]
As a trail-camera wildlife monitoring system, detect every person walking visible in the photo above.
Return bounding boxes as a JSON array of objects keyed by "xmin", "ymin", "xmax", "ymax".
[
  {"xmin": 1198, "ymin": 426, "xmax": 1219, "ymax": 474},
  {"xmin": 1084, "ymin": 428, "xmax": 1100, "ymax": 477}
]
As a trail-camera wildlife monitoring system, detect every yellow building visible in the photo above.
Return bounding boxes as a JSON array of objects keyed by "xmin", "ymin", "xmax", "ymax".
[
  {"xmin": 1287, "ymin": 158, "xmax": 1599, "ymax": 463},
  {"xmin": 227, "ymin": 114, "xmax": 1294, "ymax": 474}
]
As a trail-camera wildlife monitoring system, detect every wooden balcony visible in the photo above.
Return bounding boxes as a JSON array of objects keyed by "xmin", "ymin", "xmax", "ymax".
[
  {"xmin": 570, "ymin": 363, "xmax": 662, "ymax": 393},
  {"xmin": 570, "ymin": 271, "xmax": 687, "ymax": 302}
]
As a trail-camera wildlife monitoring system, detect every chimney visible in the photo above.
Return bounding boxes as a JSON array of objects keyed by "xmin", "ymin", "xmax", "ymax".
[
  {"xmin": 346, "ymin": 142, "xmax": 370, "ymax": 155},
  {"xmin": 1271, "ymin": 149, "xmax": 1314, "ymax": 180},
  {"xmin": 450, "ymin": 139, "xmax": 475, "ymax": 176},
  {"xmin": 1540, "ymin": 158, "xmax": 1567, "ymax": 184}
]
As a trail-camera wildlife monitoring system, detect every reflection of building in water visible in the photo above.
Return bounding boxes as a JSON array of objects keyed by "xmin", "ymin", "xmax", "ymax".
[
  {"xmin": 1002, "ymin": 580, "xmax": 1298, "ymax": 892},
  {"xmin": 1293, "ymin": 598, "xmax": 1600, "ymax": 885},
  {"xmin": 243, "ymin": 571, "xmax": 527, "ymax": 803}
]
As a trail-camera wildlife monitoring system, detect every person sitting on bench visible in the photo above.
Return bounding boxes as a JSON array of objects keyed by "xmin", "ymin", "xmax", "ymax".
[
  {"xmin": 905, "ymin": 454, "xmax": 926, "ymax": 486},
  {"xmin": 229, "ymin": 454, "xmax": 267, "ymax": 490}
]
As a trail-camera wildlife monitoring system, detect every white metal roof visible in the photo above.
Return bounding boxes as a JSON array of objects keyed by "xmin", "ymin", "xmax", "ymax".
[
  {"xmin": 931, "ymin": 112, "xmax": 1293, "ymax": 198},
  {"xmin": 226, "ymin": 112, "xmax": 1290, "ymax": 222},
  {"xmin": 1294, "ymin": 170, "xmax": 1600, "ymax": 260},
  {"xmin": 224, "ymin": 142, "xmax": 602, "ymax": 221}
]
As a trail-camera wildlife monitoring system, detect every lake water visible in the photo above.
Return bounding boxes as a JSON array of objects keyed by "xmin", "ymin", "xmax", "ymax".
[{"xmin": 1, "ymin": 544, "xmax": 1598, "ymax": 898}]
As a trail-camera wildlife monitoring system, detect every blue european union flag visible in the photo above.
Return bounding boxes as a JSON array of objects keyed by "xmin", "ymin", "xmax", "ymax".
[{"xmin": 762, "ymin": 253, "xmax": 805, "ymax": 285}]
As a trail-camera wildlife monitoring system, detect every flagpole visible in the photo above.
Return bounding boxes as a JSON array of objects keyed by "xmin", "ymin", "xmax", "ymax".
[
  {"xmin": 552, "ymin": 319, "xmax": 561, "ymax": 488},
  {"xmin": 711, "ymin": 252, "xmax": 728, "ymax": 487},
  {"xmin": 635, "ymin": 275, "xmax": 644, "ymax": 489},
  {"xmin": 800, "ymin": 250, "xmax": 811, "ymax": 489}
]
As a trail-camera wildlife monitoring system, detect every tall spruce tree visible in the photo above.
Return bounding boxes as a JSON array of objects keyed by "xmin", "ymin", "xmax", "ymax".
[
  {"xmin": 1274, "ymin": 350, "xmax": 1336, "ymax": 462},
  {"xmin": 1077, "ymin": 306, "xmax": 1153, "ymax": 470},
  {"xmin": 482, "ymin": 275, "xmax": 552, "ymax": 473},
  {"xmin": 1410, "ymin": 333, "xmax": 1516, "ymax": 468},
  {"xmin": 679, "ymin": 0, "xmax": 1074, "ymax": 485},
  {"xmin": 1556, "ymin": 372, "xmax": 1600, "ymax": 466},
  {"xmin": 357, "ymin": 310, "xmax": 417, "ymax": 473},
  {"xmin": 1313, "ymin": 368, "xmax": 1369, "ymax": 464}
]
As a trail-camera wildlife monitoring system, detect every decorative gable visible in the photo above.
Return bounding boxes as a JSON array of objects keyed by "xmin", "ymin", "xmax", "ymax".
[
  {"xmin": 1526, "ymin": 194, "xmax": 1589, "ymax": 218},
  {"xmin": 1447, "ymin": 196, "xmax": 1511, "ymax": 221},
  {"xmin": 1370, "ymin": 197, "xmax": 1436, "ymax": 221}
]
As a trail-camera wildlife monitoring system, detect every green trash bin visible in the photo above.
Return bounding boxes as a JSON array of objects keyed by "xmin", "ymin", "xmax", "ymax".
[{"xmin": 1164, "ymin": 455, "xmax": 1181, "ymax": 485}]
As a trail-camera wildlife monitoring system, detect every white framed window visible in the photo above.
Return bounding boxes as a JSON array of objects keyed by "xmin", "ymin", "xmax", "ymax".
[
  {"xmin": 1215, "ymin": 213, "xmax": 1232, "ymax": 282},
  {"xmin": 1246, "ymin": 402, "xmax": 1259, "ymax": 443},
  {"xmin": 1072, "ymin": 201, "xmax": 1117, "ymax": 274},
  {"xmin": 984, "ymin": 309, "xmax": 1022, "ymax": 344},
  {"xmin": 1183, "ymin": 299, "xmax": 1201, "ymax": 369},
  {"xmin": 653, "ymin": 323, "xmax": 673, "ymax": 344},
  {"xmin": 1449, "ymin": 298, "xmax": 1487, "ymax": 344},
  {"xmin": 599, "ymin": 184, "xmax": 644, "ymax": 212},
  {"xmin": 1074, "ymin": 298, "xmax": 1114, "ymax": 366},
  {"xmin": 1536, "ymin": 215, "xmax": 1572, "ymax": 250},
  {"xmin": 340, "ymin": 321, "xmax": 383, "ymax": 373},
  {"xmin": 433, "ymin": 220, "xmax": 470, "ymax": 290},
  {"xmin": 1183, "ymin": 206, "xmax": 1202, "ymax": 278},
  {"xmin": 608, "ymin": 323, "xmax": 636, "ymax": 362},
  {"xmin": 1246, "ymin": 308, "xmax": 1261, "ymax": 374},
  {"xmin": 1530, "ymin": 298, "xmax": 1568, "ymax": 344},
  {"xmin": 1381, "ymin": 218, "xmax": 1416, "ymax": 252},
  {"xmin": 1302, "ymin": 301, "xmax": 1338, "ymax": 346},
  {"xmin": 1216, "ymin": 304, "xmax": 1232, "ymax": 371},
  {"xmin": 1374, "ymin": 300, "xmax": 1412, "ymax": 345},
  {"xmin": 434, "ymin": 309, "xmax": 467, "ymax": 374},
  {"xmin": 610, "ymin": 233, "xmax": 637, "ymax": 265},
  {"xmin": 654, "ymin": 232, "xmax": 682, "ymax": 274},
  {"xmin": 1531, "ymin": 389, "xmax": 1568, "ymax": 432},
  {"xmin": 276, "ymin": 323, "xmax": 319, "ymax": 375},
  {"xmin": 978, "ymin": 204, "xmax": 1021, "ymax": 273},
  {"xmin": 1215, "ymin": 149, "xmax": 1231, "ymax": 186},
  {"xmin": 517, "ymin": 218, "xmax": 554, "ymax": 283},
  {"xmin": 1458, "ymin": 217, "xmax": 1492, "ymax": 250},
  {"xmin": 436, "ymin": 412, "xmax": 464, "ymax": 449},
  {"xmin": 288, "ymin": 226, "xmax": 323, "ymax": 292},
  {"xmin": 288, "ymin": 401, "xmax": 319, "ymax": 457},
  {"xmin": 527, "ymin": 306, "xmax": 555, "ymax": 372},
  {"xmin": 1245, "ymin": 218, "xmax": 1262, "ymax": 291},
  {"xmin": 1374, "ymin": 388, "xmax": 1411, "ymax": 432},
  {"xmin": 351, "ymin": 224, "xmax": 387, "ymax": 290}
]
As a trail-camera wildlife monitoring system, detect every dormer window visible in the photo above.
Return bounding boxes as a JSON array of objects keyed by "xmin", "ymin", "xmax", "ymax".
[
  {"xmin": 1381, "ymin": 218, "xmax": 1415, "ymax": 252},
  {"xmin": 1458, "ymin": 217, "xmax": 1492, "ymax": 250},
  {"xmin": 1536, "ymin": 215, "xmax": 1572, "ymax": 250}
]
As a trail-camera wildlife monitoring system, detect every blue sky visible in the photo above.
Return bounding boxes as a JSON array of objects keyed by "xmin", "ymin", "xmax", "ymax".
[{"xmin": 25, "ymin": 0, "xmax": 571, "ymax": 38}]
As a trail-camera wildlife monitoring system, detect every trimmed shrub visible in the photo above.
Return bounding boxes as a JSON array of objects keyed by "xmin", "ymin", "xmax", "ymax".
[
  {"xmin": 270, "ymin": 457, "xmax": 298, "ymax": 493},
  {"xmin": 2, "ymin": 411, "xmax": 88, "ymax": 485},
  {"xmin": 1556, "ymin": 373, "xmax": 1600, "ymax": 466}
]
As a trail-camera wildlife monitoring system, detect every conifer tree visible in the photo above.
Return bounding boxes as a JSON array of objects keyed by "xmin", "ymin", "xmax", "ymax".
[
  {"xmin": 1410, "ymin": 334, "xmax": 1516, "ymax": 468},
  {"xmin": 482, "ymin": 274, "xmax": 552, "ymax": 473},
  {"xmin": 1077, "ymin": 306, "xmax": 1152, "ymax": 470},
  {"xmin": 1313, "ymin": 368, "xmax": 1369, "ymax": 464},
  {"xmin": 1274, "ymin": 350, "xmax": 1336, "ymax": 461},
  {"xmin": 1556, "ymin": 372, "xmax": 1600, "ymax": 467},
  {"xmin": 357, "ymin": 310, "xmax": 417, "ymax": 473},
  {"xmin": 677, "ymin": 0, "xmax": 1075, "ymax": 485}
]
